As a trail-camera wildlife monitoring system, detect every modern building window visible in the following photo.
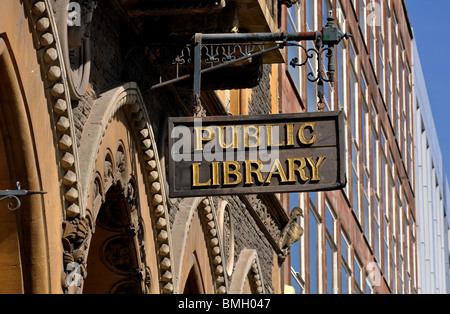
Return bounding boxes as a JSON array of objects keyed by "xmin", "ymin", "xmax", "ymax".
[
  {"xmin": 352, "ymin": 149, "xmax": 360, "ymax": 220},
  {"xmin": 378, "ymin": 32, "xmax": 385, "ymax": 100},
  {"xmin": 341, "ymin": 263, "xmax": 350, "ymax": 294},
  {"xmin": 306, "ymin": 0, "xmax": 315, "ymax": 32},
  {"xmin": 387, "ymin": 62, "xmax": 392, "ymax": 114},
  {"xmin": 337, "ymin": 40, "xmax": 345, "ymax": 111},
  {"xmin": 350, "ymin": 48, "xmax": 360, "ymax": 219},
  {"xmin": 354, "ymin": 256, "xmax": 363, "ymax": 294},
  {"xmin": 341, "ymin": 232, "xmax": 351, "ymax": 294},
  {"xmin": 374, "ymin": 195, "xmax": 381, "ymax": 262},
  {"xmin": 359, "ymin": 0, "xmax": 367, "ymax": 43},
  {"xmin": 326, "ymin": 237, "xmax": 337, "ymax": 294},
  {"xmin": 325, "ymin": 200, "xmax": 337, "ymax": 293}
]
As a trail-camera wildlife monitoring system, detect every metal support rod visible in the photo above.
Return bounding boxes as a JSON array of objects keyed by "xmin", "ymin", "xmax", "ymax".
[
  {"xmin": 200, "ymin": 31, "xmax": 318, "ymax": 44},
  {"xmin": 193, "ymin": 33, "xmax": 202, "ymax": 102},
  {"xmin": 193, "ymin": 33, "xmax": 205, "ymax": 116},
  {"xmin": 0, "ymin": 182, "xmax": 46, "ymax": 211}
]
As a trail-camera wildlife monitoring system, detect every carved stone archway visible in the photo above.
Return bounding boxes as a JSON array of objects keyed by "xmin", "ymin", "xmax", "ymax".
[{"xmin": 61, "ymin": 82, "xmax": 175, "ymax": 294}]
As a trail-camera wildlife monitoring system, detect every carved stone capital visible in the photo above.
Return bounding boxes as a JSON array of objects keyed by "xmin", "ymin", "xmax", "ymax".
[{"xmin": 61, "ymin": 216, "xmax": 92, "ymax": 293}]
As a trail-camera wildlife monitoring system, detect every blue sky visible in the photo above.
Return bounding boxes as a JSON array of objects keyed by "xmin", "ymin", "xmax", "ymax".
[{"xmin": 406, "ymin": 0, "xmax": 450, "ymax": 177}]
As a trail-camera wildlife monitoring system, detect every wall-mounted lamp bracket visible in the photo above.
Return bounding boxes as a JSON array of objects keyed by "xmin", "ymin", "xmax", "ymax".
[{"xmin": 148, "ymin": 11, "xmax": 350, "ymax": 116}]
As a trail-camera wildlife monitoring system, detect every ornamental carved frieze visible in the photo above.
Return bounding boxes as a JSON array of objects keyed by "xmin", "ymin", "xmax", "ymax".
[
  {"xmin": 245, "ymin": 194, "xmax": 281, "ymax": 243},
  {"xmin": 61, "ymin": 216, "xmax": 91, "ymax": 294}
]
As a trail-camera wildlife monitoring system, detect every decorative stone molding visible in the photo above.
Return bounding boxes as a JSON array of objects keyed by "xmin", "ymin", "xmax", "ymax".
[
  {"xmin": 216, "ymin": 200, "xmax": 235, "ymax": 277},
  {"xmin": 229, "ymin": 249, "xmax": 265, "ymax": 294},
  {"xmin": 62, "ymin": 171, "xmax": 153, "ymax": 294},
  {"xmin": 24, "ymin": 0, "xmax": 84, "ymax": 220},
  {"xmin": 197, "ymin": 198, "xmax": 228, "ymax": 294},
  {"xmin": 172, "ymin": 197, "xmax": 229, "ymax": 294},
  {"xmin": 245, "ymin": 195, "xmax": 281, "ymax": 243}
]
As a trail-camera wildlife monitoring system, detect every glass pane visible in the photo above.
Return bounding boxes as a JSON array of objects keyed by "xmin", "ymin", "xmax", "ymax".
[
  {"xmin": 342, "ymin": 264, "xmax": 348, "ymax": 294},
  {"xmin": 325, "ymin": 204, "xmax": 334, "ymax": 236},
  {"xmin": 306, "ymin": 0, "xmax": 314, "ymax": 31},
  {"xmin": 310, "ymin": 211, "xmax": 318, "ymax": 294},
  {"xmin": 337, "ymin": 44, "xmax": 344, "ymax": 109},
  {"xmin": 326, "ymin": 239, "xmax": 335, "ymax": 294}
]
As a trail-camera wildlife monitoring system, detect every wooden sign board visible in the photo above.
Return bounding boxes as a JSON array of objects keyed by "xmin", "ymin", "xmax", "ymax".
[{"xmin": 168, "ymin": 111, "xmax": 346, "ymax": 198}]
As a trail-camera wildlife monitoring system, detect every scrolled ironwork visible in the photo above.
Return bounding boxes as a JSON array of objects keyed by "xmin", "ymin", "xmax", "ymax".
[
  {"xmin": 172, "ymin": 42, "xmax": 272, "ymax": 68},
  {"xmin": 0, "ymin": 194, "xmax": 21, "ymax": 211},
  {"xmin": 172, "ymin": 46, "xmax": 192, "ymax": 66},
  {"xmin": 0, "ymin": 182, "xmax": 23, "ymax": 211},
  {"xmin": 289, "ymin": 44, "xmax": 335, "ymax": 83},
  {"xmin": 0, "ymin": 181, "xmax": 47, "ymax": 211}
]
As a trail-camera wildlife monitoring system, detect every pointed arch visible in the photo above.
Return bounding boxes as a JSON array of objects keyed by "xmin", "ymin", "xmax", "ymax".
[
  {"xmin": 181, "ymin": 253, "xmax": 206, "ymax": 294},
  {"xmin": 229, "ymin": 249, "xmax": 266, "ymax": 294},
  {"xmin": 173, "ymin": 197, "xmax": 229, "ymax": 294},
  {"xmin": 0, "ymin": 33, "xmax": 60, "ymax": 293}
]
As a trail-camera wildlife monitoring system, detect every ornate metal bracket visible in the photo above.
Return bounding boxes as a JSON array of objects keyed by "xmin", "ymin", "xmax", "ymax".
[
  {"xmin": 0, "ymin": 182, "xmax": 47, "ymax": 211},
  {"xmin": 289, "ymin": 45, "xmax": 334, "ymax": 83},
  {"xmin": 289, "ymin": 12, "xmax": 351, "ymax": 111},
  {"xmin": 149, "ymin": 11, "xmax": 350, "ymax": 116}
]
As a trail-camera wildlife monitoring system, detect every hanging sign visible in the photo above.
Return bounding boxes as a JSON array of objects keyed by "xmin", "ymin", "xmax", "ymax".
[{"xmin": 168, "ymin": 111, "xmax": 346, "ymax": 198}]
